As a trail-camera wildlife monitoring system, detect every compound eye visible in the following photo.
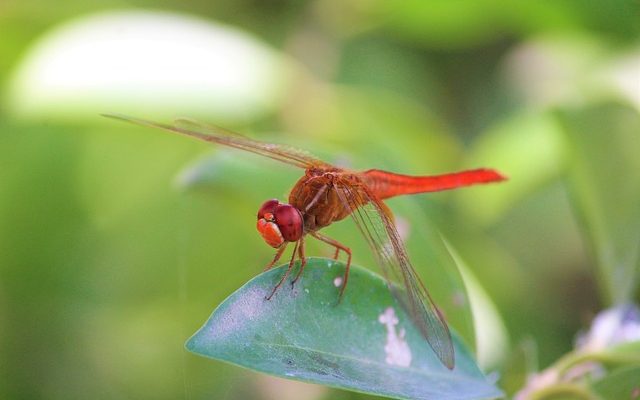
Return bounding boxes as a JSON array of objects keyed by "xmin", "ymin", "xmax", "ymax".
[
  {"xmin": 274, "ymin": 204, "xmax": 303, "ymax": 242},
  {"xmin": 257, "ymin": 199, "xmax": 280, "ymax": 219}
]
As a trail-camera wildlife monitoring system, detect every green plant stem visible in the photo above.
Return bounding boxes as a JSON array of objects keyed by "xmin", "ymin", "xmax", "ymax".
[
  {"xmin": 555, "ymin": 348, "xmax": 640, "ymax": 375},
  {"xmin": 554, "ymin": 351, "xmax": 598, "ymax": 375},
  {"xmin": 528, "ymin": 383, "xmax": 598, "ymax": 400}
]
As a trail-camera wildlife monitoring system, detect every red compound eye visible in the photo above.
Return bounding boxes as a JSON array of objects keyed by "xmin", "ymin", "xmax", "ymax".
[
  {"xmin": 257, "ymin": 199, "xmax": 280, "ymax": 219},
  {"xmin": 274, "ymin": 204, "xmax": 303, "ymax": 242}
]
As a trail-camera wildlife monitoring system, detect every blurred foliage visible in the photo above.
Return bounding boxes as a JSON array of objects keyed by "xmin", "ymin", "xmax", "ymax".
[
  {"xmin": 1, "ymin": 0, "xmax": 639, "ymax": 399},
  {"xmin": 558, "ymin": 103, "xmax": 640, "ymax": 305},
  {"xmin": 592, "ymin": 365, "xmax": 640, "ymax": 400}
]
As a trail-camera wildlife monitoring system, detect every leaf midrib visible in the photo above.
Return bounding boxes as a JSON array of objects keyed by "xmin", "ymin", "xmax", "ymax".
[{"xmin": 253, "ymin": 340, "xmax": 485, "ymax": 383}]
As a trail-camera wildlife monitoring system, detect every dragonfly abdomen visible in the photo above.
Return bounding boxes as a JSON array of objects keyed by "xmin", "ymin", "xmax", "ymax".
[{"xmin": 360, "ymin": 168, "xmax": 506, "ymax": 200}]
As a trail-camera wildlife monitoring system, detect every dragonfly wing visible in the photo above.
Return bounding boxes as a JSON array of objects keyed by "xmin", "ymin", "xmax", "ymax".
[
  {"xmin": 103, "ymin": 114, "xmax": 330, "ymax": 169},
  {"xmin": 334, "ymin": 179, "xmax": 455, "ymax": 369},
  {"xmin": 174, "ymin": 117, "xmax": 333, "ymax": 168}
]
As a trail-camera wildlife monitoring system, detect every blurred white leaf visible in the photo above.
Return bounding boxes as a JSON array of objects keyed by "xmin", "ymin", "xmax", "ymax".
[
  {"xmin": 5, "ymin": 10, "xmax": 293, "ymax": 122},
  {"xmin": 447, "ymin": 243, "xmax": 510, "ymax": 370},
  {"xmin": 601, "ymin": 52, "xmax": 640, "ymax": 112},
  {"xmin": 503, "ymin": 36, "xmax": 603, "ymax": 110}
]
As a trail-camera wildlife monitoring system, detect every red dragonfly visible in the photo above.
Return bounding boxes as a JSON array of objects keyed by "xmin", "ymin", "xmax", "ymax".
[{"xmin": 104, "ymin": 114, "xmax": 506, "ymax": 369}]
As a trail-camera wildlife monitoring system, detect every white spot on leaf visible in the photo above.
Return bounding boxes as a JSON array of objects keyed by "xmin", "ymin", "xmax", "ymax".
[
  {"xmin": 333, "ymin": 276, "xmax": 343, "ymax": 287},
  {"xmin": 378, "ymin": 307, "xmax": 412, "ymax": 367}
]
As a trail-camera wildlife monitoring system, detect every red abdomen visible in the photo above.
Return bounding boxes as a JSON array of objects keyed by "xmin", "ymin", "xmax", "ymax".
[{"xmin": 360, "ymin": 168, "xmax": 506, "ymax": 200}]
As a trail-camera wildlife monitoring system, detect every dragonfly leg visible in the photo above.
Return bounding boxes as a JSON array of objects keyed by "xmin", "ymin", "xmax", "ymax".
[
  {"xmin": 333, "ymin": 247, "xmax": 340, "ymax": 260},
  {"xmin": 266, "ymin": 240, "xmax": 299, "ymax": 300},
  {"xmin": 310, "ymin": 231, "xmax": 352, "ymax": 302},
  {"xmin": 291, "ymin": 237, "xmax": 307, "ymax": 286},
  {"xmin": 263, "ymin": 244, "xmax": 288, "ymax": 272}
]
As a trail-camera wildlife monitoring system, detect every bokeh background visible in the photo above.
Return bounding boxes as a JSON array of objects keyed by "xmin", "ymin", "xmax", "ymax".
[{"xmin": 1, "ymin": 1, "xmax": 639, "ymax": 399}]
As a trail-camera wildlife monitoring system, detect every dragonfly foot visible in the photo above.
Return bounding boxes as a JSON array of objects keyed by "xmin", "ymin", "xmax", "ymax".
[
  {"xmin": 264, "ymin": 240, "xmax": 299, "ymax": 301},
  {"xmin": 264, "ymin": 244, "xmax": 288, "ymax": 272},
  {"xmin": 291, "ymin": 238, "xmax": 307, "ymax": 289}
]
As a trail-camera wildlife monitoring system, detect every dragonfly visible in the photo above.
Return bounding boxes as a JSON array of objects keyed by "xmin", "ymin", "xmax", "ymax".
[{"xmin": 103, "ymin": 113, "xmax": 506, "ymax": 369}]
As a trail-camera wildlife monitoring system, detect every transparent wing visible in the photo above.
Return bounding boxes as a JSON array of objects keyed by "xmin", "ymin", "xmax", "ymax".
[
  {"xmin": 102, "ymin": 114, "xmax": 331, "ymax": 169},
  {"xmin": 334, "ymin": 178, "xmax": 455, "ymax": 369}
]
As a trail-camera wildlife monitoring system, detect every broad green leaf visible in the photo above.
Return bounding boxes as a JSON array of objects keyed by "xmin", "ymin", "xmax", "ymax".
[
  {"xmin": 174, "ymin": 149, "xmax": 299, "ymax": 199},
  {"xmin": 458, "ymin": 112, "xmax": 564, "ymax": 226},
  {"xmin": 186, "ymin": 258, "xmax": 502, "ymax": 400},
  {"xmin": 592, "ymin": 365, "xmax": 640, "ymax": 400},
  {"xmin": 557, "ymin": 103, "xmax": 640, "ymax": 305}
]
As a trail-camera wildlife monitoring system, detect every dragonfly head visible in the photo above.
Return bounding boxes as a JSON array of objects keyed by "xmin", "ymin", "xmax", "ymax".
[{"xmin": 256, "ymin": 199, "xmax": 303, "ymax": 248}]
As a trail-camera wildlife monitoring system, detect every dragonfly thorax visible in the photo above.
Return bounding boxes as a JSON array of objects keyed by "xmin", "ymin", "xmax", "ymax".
[{"xmin": 256, "ymin": 199, "xmax": 303, "ymax": 248}]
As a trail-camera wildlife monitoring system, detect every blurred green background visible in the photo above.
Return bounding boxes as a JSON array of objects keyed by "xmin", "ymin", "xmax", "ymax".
[{"xmin": 1, "ymin": 1, "xmax": 639, "ymax": 399}]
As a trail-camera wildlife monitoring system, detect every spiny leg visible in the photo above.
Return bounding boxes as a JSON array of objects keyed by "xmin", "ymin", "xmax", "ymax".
[
  {"xmin": 266, "ymin": 240, "xmax": 299, "ymax": 300},
  {"xmin": 263, "ymin": 243, "xmax": 288, "ymax": 272},
  {"xmin": 291, "ymin": 237, "xmax": 307, "ymax": 286},
  {"xmin": 310, "ymin": 231, "xmax": 352, "ymax": 302}
]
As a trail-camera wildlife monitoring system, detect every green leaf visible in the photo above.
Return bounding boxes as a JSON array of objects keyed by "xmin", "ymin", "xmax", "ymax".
[
  {"xmin": 557, "ymin": 102, "xmax": 640, "ymax": 304},
  {"xmin": 458, "ymin": 112, "xmax": 565, "ymax": 225},
  {"xmin": 592, "ymin": 365, "xmax": 640, "ymax": 400},
  {"xmin": 186, "ymin": 258, "xmax": 502, "ymax": 400}
]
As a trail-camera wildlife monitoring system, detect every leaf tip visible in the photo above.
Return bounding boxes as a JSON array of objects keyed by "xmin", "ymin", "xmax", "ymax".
[{"xmin": 184, "ymin": 330, "xmax": 203, "ymax": 354}]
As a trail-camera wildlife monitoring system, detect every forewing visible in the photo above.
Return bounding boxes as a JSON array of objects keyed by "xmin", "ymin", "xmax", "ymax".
[
  {"xmin": 103, "ymin": 114, "xmax": 330, "ymax": 169},
  {"xmin": 334, "ymin": 179, "xmax": 455, "ymax": 369}
]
